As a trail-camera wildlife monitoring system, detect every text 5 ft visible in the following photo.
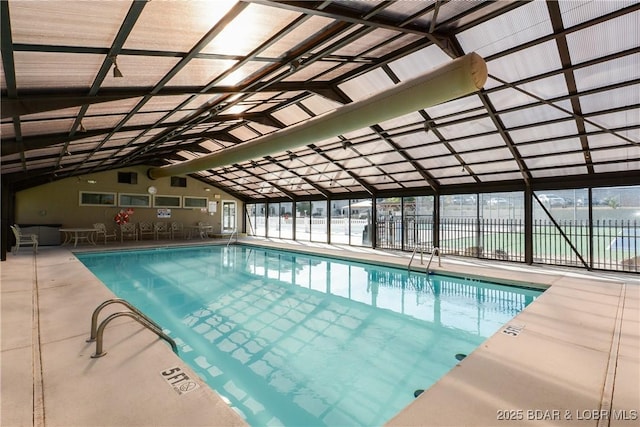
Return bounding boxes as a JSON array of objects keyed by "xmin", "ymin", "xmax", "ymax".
[{"xmin": 497, "ymin": 410, "xmax": 524, "ymax": 421}]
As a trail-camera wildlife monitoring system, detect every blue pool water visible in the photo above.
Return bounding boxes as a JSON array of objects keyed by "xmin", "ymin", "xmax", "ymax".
[{"xmin": 77, "ymin": 245, "xmax": 541, "ymax": 427}]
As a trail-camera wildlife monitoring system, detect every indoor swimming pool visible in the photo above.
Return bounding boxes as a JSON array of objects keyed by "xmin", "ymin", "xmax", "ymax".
[{"xmin": 77, "ymin": 245, "xmax": 542, "ymax": 427}]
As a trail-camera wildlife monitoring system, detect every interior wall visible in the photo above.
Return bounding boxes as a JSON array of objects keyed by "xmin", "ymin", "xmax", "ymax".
[{"xmin": 14, "ymin": 165, "xmax": 242, "ymax": 235}]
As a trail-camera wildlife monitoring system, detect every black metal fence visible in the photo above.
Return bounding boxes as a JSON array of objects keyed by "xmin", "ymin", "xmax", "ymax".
[{"xmin": 375, "ymin": 217, "xmax": 639, "ymax": 272}]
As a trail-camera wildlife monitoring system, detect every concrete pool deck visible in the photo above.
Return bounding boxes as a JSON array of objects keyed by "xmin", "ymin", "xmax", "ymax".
[{"xmin": 1, "ymin": 237, "xmax": 638, "ymax": 426}]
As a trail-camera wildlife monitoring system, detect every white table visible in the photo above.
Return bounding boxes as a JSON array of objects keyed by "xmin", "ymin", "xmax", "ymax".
[
  {"xmin": 186, "ymin": 225, "xmax": 213, "ymax": 239},
  {"xmin": 60, "ymin": 228, "xmax": 98, "ymax": 247}
]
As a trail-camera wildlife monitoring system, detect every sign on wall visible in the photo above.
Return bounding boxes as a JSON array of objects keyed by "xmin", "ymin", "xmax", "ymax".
[{"xmin": 157, "ymin": 208, "xmax": 171, "ymax": 218}]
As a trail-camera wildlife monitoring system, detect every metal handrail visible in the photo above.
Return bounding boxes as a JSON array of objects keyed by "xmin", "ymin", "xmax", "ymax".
[
  {"xmin": 90, "ymin": 311, "xmax": 178, "ymax": 358},
  {"xmin": 226, "ymin": 228, "xmax": 238, "ymax": 247},
  {"xmin": 87, "ymin": 298, "xmax": 161, "ymax": 342},
  {"xmin": 426, "ymin": 247, "xmax": 441, "ymax": 271},
  {"xmin": 408, "ymin": 246, "xmax": 441, "ymax": 272},
  {"xmin": 87, "ymin": 298, "xmax": 177, "ymax": 358}
]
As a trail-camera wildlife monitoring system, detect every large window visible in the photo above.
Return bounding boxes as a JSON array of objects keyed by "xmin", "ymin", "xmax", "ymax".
[
  {"xmin": 295, "ymin": 201, "xmax": 311, "ymax": 242},
  {"xmin": 404, "ymin": 196, "xmax": 434, "ymax": 250},
  {"xmin": 244, "ymin": 184, "xmax": 639, "ymax": 273},
  {"xmin": 311, "ymin": 200, "xmax": 327, "ymax": 243}
]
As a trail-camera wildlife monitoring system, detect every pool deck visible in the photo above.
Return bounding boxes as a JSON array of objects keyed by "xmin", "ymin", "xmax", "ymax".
[{"xmin": 1, "ymin": 237, "xmax": 638, "ymax": 427}]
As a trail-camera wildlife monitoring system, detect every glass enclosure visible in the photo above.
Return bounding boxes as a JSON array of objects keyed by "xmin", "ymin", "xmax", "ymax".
[{"xmin": 246, "ymin": 185, "xmax": 640, "ymax": 273}]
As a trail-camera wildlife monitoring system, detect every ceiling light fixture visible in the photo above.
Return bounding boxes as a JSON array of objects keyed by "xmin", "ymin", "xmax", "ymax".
[{"xmin": 111, "ymin": 56, "xmax": 123, "ymax": 78}]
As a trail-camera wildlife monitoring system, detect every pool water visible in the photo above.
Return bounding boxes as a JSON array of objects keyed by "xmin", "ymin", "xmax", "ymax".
[{"xmin": 77, "ymin": 245, "xmax": 541, "ymax": 427}]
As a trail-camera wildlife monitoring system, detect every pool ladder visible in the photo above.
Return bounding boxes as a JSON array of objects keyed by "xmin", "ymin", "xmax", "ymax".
[
  {"xmin": 226, "ymin": 228, "xmax": 238, "ymax": 247},
  {"xmin": 87, "ymin": 298, "xmax": 178, "ymax": 358},
  {"xmin": 408, "ymin": 246, "xmax": 441, "ymax": 272}
]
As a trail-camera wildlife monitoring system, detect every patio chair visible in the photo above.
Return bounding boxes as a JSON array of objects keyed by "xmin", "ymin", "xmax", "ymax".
[
  {"xmin": 10, "ymin": 224, "xmax": 38, "ymax": 255},
  {"xmin": 120, "ymin": 223, "xmax": 138, "ymax": 242},
  {"xmin": 93, "ymin": 223, "xmax": 117, "ymax": 244},
  {"xmin": 170, "ymin": 221, "xmax": 184, "ymax": 239},
  {"xmin": 138, "ymin": 221, "xmax": 154, "ymax": 239},
  {"xmin": 154, "ymin": 222, "xmax": 172, "ymax": 240}
]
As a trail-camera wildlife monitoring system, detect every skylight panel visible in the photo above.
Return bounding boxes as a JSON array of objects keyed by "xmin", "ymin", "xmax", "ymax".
[
  {"xmin": 579, "ymin": 84, "xmax": 640, "ymax": 114},
  {"xmin": 140, "ymin": 95, "xmax": 194, "ymax": 113},
  {"xmin": 425, "ymin": 94, "xmax": 483, "ymax": 118},
  {"xmin": 271, "ymin": 104, "xmax": 311, "ymax": 126},
  {"xmin": 15, "ymin": 52, "xmax": 101, "ymax": 90},
  {"xmin": 166, "ymin": 58, "xmax": 238, "ymax": 87},
  {"xmin": 488, "ymin": 40, "xmax": 562, "ymax": 83},
  {"xmin": 586, "ymin": 110, "xmax": 640, "ymax": 142},
  {"xmin": 20, "ymin": 118, "xmax": 76, "ymax": 137},
  {"xmin": 229, "ymin": 125, "xmax": 260, "ymax": 141},
  {"xmin": 559, "ymin": 0, "xmax": 636, "ymax": 27},
  {"xmin": 594, "ymin": 160, "xmax": 640, "ymax": 173},
  {"xmin": 438, "ymin": 176, "xmax": 475, "ymax": 185},
  {"xmin": 457, "ymin": 1, "xmax": 552, "ymax": 57},
  {"xmin": 488, "ymin": 87, "xmax": 533, "ymax": 111},
  {"xmin": 574, "ymin": 53, "xmax": 640, "ymax": 92},
  {"xmin": 341, "ymin": 157, "xmax": 372, "ymax": 169},
  {"xmin": 531, "ymin": 166, "xmax": 587, "ymax": 178},
  {"xmin": 332, "ymin": 28, "xmax": 402, "ymax": 57},
  {"xmin": 408, "ymin": 143, "xmax": 451, "ymax": 159},
  {"xmin": 524, "ymin": 152, "xmax": 586, "ymax": 169},
  {"xmin": 591, "ymin": 146, "xmax": 640, "ymax": 163},
  {"xmin": 470, "ymin": 160, "xmax": 519, "ymax": 174},
  {"xmin": 417, "ymin": 156, "xmax": 460, "ymax": 170},
  {"xmin": 510, "ymin": 74, "xmax": 569, "ymax": 105},
  {"xmin": 379, "ymin": 163, "xmax": 416, "ymax": 174},
  {"xmin": 201, "ymin": 3, "xmax": 300, "ymax": 57},
  {"xmin": 388, "ymin": 45, "xmax": 451, "ymax": 82},
  {"xmin": 500, "ymin": 103, "xmax": 572, "ymax": 129},
  {"xmin": 219, "ymin": 61, "xmax": 270, "ymax": 87},
  {"xmin": 366, "ymin": 151, "xmax": 406, "ymax": 165},
  {"xmin": 588, "ymin": 133, "xmax": 637, "ymax": 149},
  {"xmin": 460, "ymin": 147, "xmax": 512, "ymax": 163},
  {"xmin": 509, "ymin": 120, "xmax": 578, "ymax": 143},
  {"xmin": 448, "ymin": 133, "xmax": 505, "ymax": 152},
  {"xmin": 516, "ymin": 138, "xmax": 583, "ymax": 157},
  {"xmin": 394, "ymin": 132, "xmax": 440, "ymax": 149},
  {"xmin": 366, "ymin": 34, "xmax": 423, "ymax": 58},
  {"xmin": 479, "ymin": 172, "xmax": 525, "ymax": 182},
  {"xmin": 26, "ymin": 146, "xmax": 66, "ymax": 158},
  {"xmin": 21, "ymin": 107, "xmax": 81, "ymax": 121},
  {"xmin": 566, "ymin": 10, "xmax": 639, "ymax": 64},
  {"xmin": 300, "ymin": 95, "xmax": 342, "ymax": 116},
  {"xmin": 1, "ymin": 123, "xmax": 14, "ymax": 139},
  {"xmin": 338, "ymin": 68, "xmax": 395, "ymax": 102},
  {"xmin": 126, "ymin": 112, "xmax": 170, "ymax": 127},
  {"xmin": 10, "ymin": 1, "xmax": 131, "ymax": 48},
  {"xmin": 437, "ymin": 117, "xmax": 497, "ymax": 139},
  {"xmin": 261, "ymin": 15, "xmax": 333, "ymax": 58},
  {"xmin": 82, "ymin": 114, "xmax": 126, "ymax": 131},
  {"xmin": 351, "ymin": 141, "xmax": 392, "ymax": 156}
]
